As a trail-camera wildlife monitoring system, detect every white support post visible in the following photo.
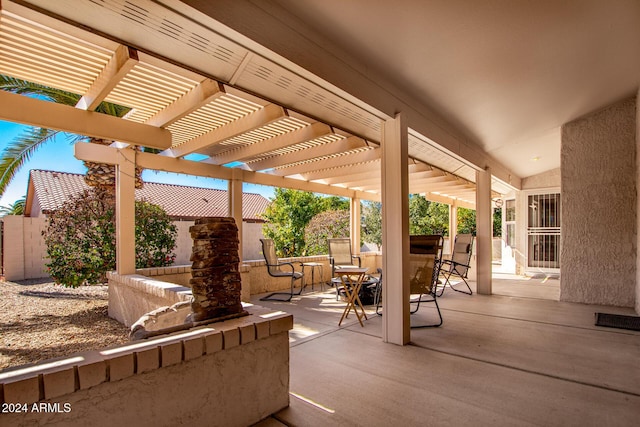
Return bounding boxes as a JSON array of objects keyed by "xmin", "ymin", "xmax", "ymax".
[
  {"xmin": 115, "ymin": 148, "xmax": 136, "ymax": 275},
  {"xmin": 228, "ymin": 169, "xmax": 244, "ymax": 261},
  {"xmin": 381, "ymin": 113, "xmax": 410, "ymax": 345},
  {"xmin": 448, "ymin": 201, "xmax": 458, "ymax": 254},
  {"xmin": 350, "ymin": 197, "xmax": 361, "ymax": 255},
  {"xmin": 476, "ymin": 168, "xmax": 492, "ymax": 294}
]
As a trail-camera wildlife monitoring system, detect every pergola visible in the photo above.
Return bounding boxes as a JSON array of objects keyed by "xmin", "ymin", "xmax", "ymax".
[{"xmin": 0, "ymin": 0, "xmax": 518, "ymax": 344}]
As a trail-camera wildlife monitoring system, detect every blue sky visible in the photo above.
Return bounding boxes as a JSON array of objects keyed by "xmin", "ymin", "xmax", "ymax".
[{"xmin": 0, "ymin": 120, "xmax": 276, "ymax": 207}]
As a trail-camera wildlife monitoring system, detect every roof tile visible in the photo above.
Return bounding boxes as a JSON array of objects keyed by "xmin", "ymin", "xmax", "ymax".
[{"xmin": 29, "ymin": 170, "xmax": 269, "ymax": 221}]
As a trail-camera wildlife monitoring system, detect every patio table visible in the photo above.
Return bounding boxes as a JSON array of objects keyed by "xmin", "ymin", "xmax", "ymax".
[
  {"xmin": 302, "ymin": 262, "xmax": 324, "ymax": 291},
  {"xmin": 335, "ymin": 267, "xmax": 369, "ymax": 327}
]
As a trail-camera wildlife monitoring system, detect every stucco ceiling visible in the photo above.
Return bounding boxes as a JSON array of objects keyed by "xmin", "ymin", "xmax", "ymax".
[{"xmin": 200, "ymin": 0, "xmax": 640, "ymax": 179}]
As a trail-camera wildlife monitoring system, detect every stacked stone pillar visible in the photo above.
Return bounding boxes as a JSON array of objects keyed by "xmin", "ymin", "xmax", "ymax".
[{"xmin": 189, "ymin": 217, "xmax": 244, "ymax": 322}]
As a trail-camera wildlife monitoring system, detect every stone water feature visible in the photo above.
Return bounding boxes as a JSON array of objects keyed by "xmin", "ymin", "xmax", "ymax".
[
  {"xmin": 130, "ymin": 217, "xmax": 247, "ymax": 339},
  {"xmin": 189, "ymin": 217, "xmax": 246, "ymax": 321}
]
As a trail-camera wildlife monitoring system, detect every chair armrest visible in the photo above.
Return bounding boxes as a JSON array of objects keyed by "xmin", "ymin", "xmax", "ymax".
[
  {"xmin": 276, "ymin": 261, "xmax": 297, "ymax": 274},
  {"xmin": 441, "ymin": 259, "xmax": 470, "ymax": 268}
]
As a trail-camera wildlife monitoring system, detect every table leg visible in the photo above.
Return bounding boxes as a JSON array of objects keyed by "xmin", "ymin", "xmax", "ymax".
[{"xmin": 338, "ymin": 274, "xmax": 367, "ymax": 327}]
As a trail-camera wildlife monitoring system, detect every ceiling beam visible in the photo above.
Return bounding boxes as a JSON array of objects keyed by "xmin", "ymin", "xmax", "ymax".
[
  {"xmin": 208, "ymin": 122, "xmax": 333, "ymax": 165},
  {"xmin": 247, "ymin": 135, "xmax": 367, "ymax": 171},
  {"xmin": 419, "ymin": 192, "xmax": 474, "ymax": 209},
  {"xmin": 318, "ymin": 169, "xmax": 380, "ymax": 185},
  {"xmin": 75, "ymin": 45, "xmax": 139, "ymax": 111},
  {"xmin": 145, "ymin": 79, "xmax": 225, "ymax": 127},
  {"xmin": 75, "ymin": 142, "xmax": 378, "ymax": 201},
  {"xmin": 303, "ymin": 161, "xmax": 381, "ymax": 182},
  {"xmin": 164, "ymin": 103, "xmax": 287, "ymax": 157},
  {"xmin": 271, "ymin": 148, "xmax": 380, "ymax": 177},
  {"xmin": 0, "ymin": 90, "xmax": 171, "ymax": 149}
]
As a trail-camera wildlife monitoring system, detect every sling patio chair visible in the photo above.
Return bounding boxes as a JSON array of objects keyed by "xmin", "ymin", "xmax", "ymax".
[
  {"xmin": 328, "ymin": 238, "xmax": 362, "ymax": 300},
  {"xmin": 438, "ymin": 234, "xmax": 474, "ymax": 296},
  {"xmin": 409, "ymin": 234, "xmax": 444, "ymax": 328},
  {"xmin": 259, "ymin": 238, "xmax": 304, "ymax": 302},
  {"xmin": 367, "ymin": 268, "xmax": 383, "ymax": 316}
]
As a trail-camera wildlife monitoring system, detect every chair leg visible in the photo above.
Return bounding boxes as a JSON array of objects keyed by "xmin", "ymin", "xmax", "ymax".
[
  {"xmin": 451, "ymin": 276, "xmax": 472, "ymax": 295},
  {"xmin": 410, "ymin": 295, "xmax": 443, "ymax": 328},
  {"xmin": 438, "ymin": 270, "xmax": 472, "ymax": 296},
  {"xmin": 374, "ymin": 283, "xmax": 382, "ymax": 316},
  {"xmin": 260, "ymin": 276, "xmax": 303, "ymax": 302}
]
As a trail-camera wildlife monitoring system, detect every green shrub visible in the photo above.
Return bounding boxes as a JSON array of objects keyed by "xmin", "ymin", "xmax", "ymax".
[{"xmin": 43, "ymin": 188, "xmax": 176, "ymax": 287}]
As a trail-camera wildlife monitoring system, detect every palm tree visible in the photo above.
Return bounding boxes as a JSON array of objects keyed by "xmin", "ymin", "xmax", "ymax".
[
  {"xmin": 0, "ymin": 196, "xmax": 26, "ymax": 216},
  {"xmin": 0, "ymin": 74, "xmax": 141, "ymax": 195}
]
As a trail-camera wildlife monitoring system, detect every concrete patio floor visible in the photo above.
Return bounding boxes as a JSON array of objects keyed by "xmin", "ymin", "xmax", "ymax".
[{"xmin": 251, "ymin": 275, "xmax": 640, "ymax": 426}]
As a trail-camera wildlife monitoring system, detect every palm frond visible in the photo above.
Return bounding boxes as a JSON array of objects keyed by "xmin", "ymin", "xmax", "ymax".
[
  {"xmin": 0, "ymin": 74, "xmax": 131, "ymax": 117},
  {"xmin": 0, "ymin": 74, "xmax": 80, "ymax": 106},
  {"xmin": 0, "ymin": 196, "xmax": 26, "ymax": 216},
  {"xmin": 0, "ymin": 127, "xmax": 62, "ymax": 196}
]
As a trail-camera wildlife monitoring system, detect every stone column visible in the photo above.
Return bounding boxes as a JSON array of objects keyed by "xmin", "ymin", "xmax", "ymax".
[{"xmin": 189, "ymin": 217, "xmax": 245, "ymax": 322}]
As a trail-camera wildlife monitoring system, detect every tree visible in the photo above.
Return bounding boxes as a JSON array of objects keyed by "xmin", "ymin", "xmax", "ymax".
[
  {"xmin": 43, "ymin": 188, "xmax": 176, "ymax": 287},
  {"xmin": 0, "ymin": 196, "xmax": 26, "ymax": 216},
  {"xmin": 493, "ymin": 207, "xmax": 502, "ymax": 237},
  {"xmin": 457, "ymin": 207, "xmax": 476, "ymax": 235},
  {"xmin": 409, "ymin": 195, "xmax": 449, "ymax": 236},
  {"xmin": 0, "ymin": 75, "xmax": 132, "ymax": 196},
  {"xmin": 361, "ymin": 201, "xmax": 382, "ymax": 246},
  {"xmin": 304, "ymin": 210, "xmax": 350, "ymax": 255},
  {"xmin": 261, "ymin": 188, "xmax": 330, "ymax": 257}
]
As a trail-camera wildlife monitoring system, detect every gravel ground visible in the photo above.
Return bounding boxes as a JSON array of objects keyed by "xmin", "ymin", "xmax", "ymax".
[{"xmin": 0, "ymin": 279, "xmax": 130, "ymax": 371}]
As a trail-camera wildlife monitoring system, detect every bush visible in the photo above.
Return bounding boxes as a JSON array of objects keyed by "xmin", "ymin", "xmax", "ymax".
[
  {"xmin": 304, "ymin": 210, "xmax": 350, "ymax": 255},
  {"xmin": 43, "ymin": 188, "xmax": 176, "ymax": 287}
]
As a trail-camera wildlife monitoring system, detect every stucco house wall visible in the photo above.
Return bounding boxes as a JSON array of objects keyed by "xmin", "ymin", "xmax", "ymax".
[{"xmin": 561, "ymin": 96, "xmax": 637, "ymax": 308}]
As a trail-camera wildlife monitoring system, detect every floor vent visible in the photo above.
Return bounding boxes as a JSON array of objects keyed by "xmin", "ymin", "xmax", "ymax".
[{"xmin": 595, "ymin": 313, "xmax": 640, "ymax": 331}]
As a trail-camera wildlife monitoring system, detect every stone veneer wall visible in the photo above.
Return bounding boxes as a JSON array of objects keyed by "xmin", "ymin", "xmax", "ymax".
[
  {"xmin": 0, "ymin": 305, "xmax": 293, "ymax": 427},
  {"xmin": 561, "ymin": 96, "xmax": 637, "ymax": 307}
]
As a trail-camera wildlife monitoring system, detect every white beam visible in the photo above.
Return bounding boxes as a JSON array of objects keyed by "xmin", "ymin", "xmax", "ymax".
[
  {"xmin": 302, "ymin": 161, "xmax": 381, "ymax": 182},
  {"xmin": 115, "ymin": 147, "xmax": 136, "ymax": 274},
  {"xmin": 247, "ymin": 136, "xmax": 367, "ymax": 171},
  {"xmin": 350, "ymin": 198, "xmax": 361, "ymax": 254},
  {"xmin": 381, "ymin": 113, "xmax": 410, "ymax": 345},
  {"xmin": 319, "ymin": 169, "xmax": 380, "ymax": 185},
  {"xmin": 145, "ymin": 79, "xmax": 225, "ymax": 127},
  {"xmin": 165, "ymin": 103, "xmax": 287, "ymax": 157},
  {"xmin": 75, "ymin": 142, "xmax": 378, "ymax": 201},
  {"xmin": 271, "ymin": 148, "xmax": 380, "ymax": 176},
  {"xmin": 209, "ymin": 122, "xmax": 332, "ymax": 165},
  {"xmin": 229, "ymin": 169, "xmax": 244, "ymax": 262},
  {"xmin": 0, "ymin": 91, "xmax": 171, "ymax": 149},
  {"xmin": 476, "ymin": 168, "xmax": 493, "ymax": 294},
  {"xmin": 449, "ymin": 202, "xmax": 458, "ymax": 252},
  {"xmin": 76, "ymin": 45, "xmax": 138, "ymax": 111}
]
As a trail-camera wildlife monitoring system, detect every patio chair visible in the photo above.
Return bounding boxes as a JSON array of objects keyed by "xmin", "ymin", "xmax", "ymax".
[
  {"xmin": 438, "ymin": 234, "xmax": 474, "ymax": 296},
  {"xmin": 328, "ymin": 238, "xmax": 362, "ymax": 300},
  {"xmin": 367, "ymin": 268, "xmax": 383, "ymax": 316},
  {"xmin": 409, "ymin": 235, "xmax": 444, "ymax": 328},
  {"xmin": 259, "ymin": 238, "xmax": 304, "ymax": 302}
]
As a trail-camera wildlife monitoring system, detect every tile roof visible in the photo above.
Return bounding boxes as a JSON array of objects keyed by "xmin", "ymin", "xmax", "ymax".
[{"xmin": 28, "ymin": 169, "xmax": 270, "ymax": 221}]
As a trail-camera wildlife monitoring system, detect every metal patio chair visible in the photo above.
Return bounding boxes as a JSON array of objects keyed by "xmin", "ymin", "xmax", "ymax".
[
  {"xmin": 367, "ymin": 268, "xmax": 383, "ymax": 316},
  {"xmin": 328, "ymin": 238, "xmax": 361, "ymax": 300},
  {"xmin": 409, "ymin": 235, "xmax": 444, "ymax": 328},
  {"xmin": 259, "ymin": 238, "xmax": 304, "ymax": 302},
  {"xmin": 438, "ymin": 234, "xmax": 474, "ymax": 296}
]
